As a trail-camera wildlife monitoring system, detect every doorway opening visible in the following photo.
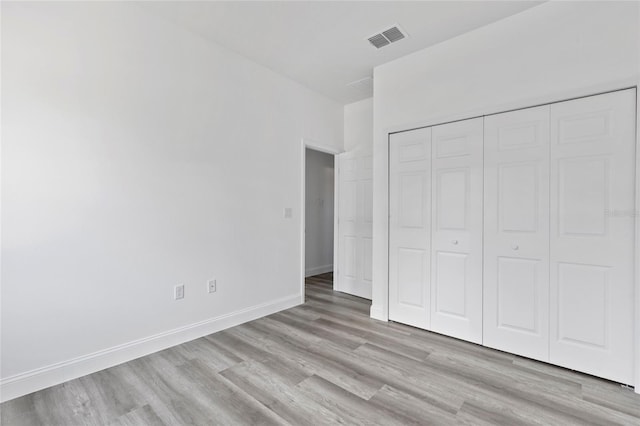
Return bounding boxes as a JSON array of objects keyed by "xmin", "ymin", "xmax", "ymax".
[{"xmin": 301, "ymin": 143, "xmax": 339, "ymax": 303}]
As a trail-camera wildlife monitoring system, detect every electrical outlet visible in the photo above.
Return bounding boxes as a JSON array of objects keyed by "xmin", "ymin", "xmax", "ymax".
[
  {"xmin": 175, "ymin": 284, "xmax": 184, "ymax": 300},
  {"xmin": 207, "ymin": 279, "xmax": 216, "ymax": 293}
]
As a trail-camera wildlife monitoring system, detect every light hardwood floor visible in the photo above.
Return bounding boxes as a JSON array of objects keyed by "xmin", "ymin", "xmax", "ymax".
[{"xmin": 2, "ymin": 273, "xmax": 639, "ymax": 425}]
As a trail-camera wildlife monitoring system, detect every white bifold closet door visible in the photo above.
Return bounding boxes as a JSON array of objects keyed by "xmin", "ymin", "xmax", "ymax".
[
  {"xmin": 484, "ymin": 88, "xmax": 636, "ymax": 383},
  {"xmin": 430, "ymin": 118, "xmax": 484, "ymax": 343},
  {"xmin": 389, "ymin": 128, "xmax": 432, "ymax": 329},
  {"xmin": 549, "ymin": 89, "xmax": 636, "ymax": 384},
  {"xmin": 483, "ymin": 105, "xmax": 550, "ymax": 361}
]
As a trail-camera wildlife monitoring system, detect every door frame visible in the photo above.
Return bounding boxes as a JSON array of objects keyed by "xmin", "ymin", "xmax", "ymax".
[
  {"xmin": 300, "ymin": 139, "xmax": 342, "ymax": 304},
  {"xmin": 634, "ymin": 82, "xmax": 640, "ymax": 392}
]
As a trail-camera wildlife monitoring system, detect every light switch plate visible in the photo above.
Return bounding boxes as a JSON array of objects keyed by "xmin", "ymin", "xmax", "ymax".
[{"xmin": 175, "ymin": 284, "xmax": 184, "ymax": 300}]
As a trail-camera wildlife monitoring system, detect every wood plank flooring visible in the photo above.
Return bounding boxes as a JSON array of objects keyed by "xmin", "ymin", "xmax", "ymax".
[{"xmin": 2, "ymin": 272, "xmax": 639, "ymax": 425}]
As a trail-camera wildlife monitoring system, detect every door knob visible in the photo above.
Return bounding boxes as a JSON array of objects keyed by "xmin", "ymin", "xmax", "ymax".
[{"xmin": 511, "ymin": 244, "xmax": 519, "ymax": 251}]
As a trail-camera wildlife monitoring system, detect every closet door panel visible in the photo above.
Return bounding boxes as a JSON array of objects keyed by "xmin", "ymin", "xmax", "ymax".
[
  {"xmin": 483, "ymin": 105, "xmax": 550, "ymax": 361},
  {"xmin": 550, "ymin": 89, "xmax": 636, "ymax": 385},
  {"xmin": 430, "ymin": 118, "xmax": 483, "ymax": 344},
  {"xmin": 389, "ymin": 128, "xmax": 432, "ymax": 329}
]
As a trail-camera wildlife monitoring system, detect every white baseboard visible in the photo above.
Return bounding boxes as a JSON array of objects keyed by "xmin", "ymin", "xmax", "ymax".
[
  {"xmin": 305, "ymin": 264, "xmax": 333, "ymax": 277},
  {"xmin": 0, "ymin": 294, "xmax": 301, "ymax": 403}
]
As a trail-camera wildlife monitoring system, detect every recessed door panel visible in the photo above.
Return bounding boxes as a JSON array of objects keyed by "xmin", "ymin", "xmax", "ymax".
[
  {"xmin": 399, "ymin": 142, "xmax": 428, "ymax": 162},
  {"xmin": 436, "ymin": 169, "xmax": 468, "ymax": 230},
  {"xmin": 435, "ymin": 135, "xmax": 469, "ymax": 158},
  {"xmin": 389, "ymin": 128, "xmax": 431, "ymax": 329},
  {"xmin": 558, "ymin": 156, "xmax": 608, "ymax": 236},
  {"xmin": 550, "ymin": 88, "xmax": 635, "ymax": 384},
  {"xmin": 557, "ymin": 263, "xmax": 608, "ymax": 348},
  {"xmin": 484, "ymin": 105, "xmax": 550, "ymax": 362},
  {"xmin": 341, "ymin": 157, "xmax": 357, "ymax": 180},
  {"xmin": 499, "ymin": 163, "xmax": 539, "ymax": 233},
  {"xmin": 558, "ymin": 111, "xmax": 611, "ymax": 144},
  {"xmin": 399, "ymin": 173, "xmax": 427, "ymax": 228},
  {"xmin": 430, "ymin": 118, "xmax": 483, "ymax": 344},
  {"xmin": 434, "ymin": 251, "xmax": 468, "ymax": 317},
  {"xmin": 342, "ymin": 180, "xmax": 357, "ymax": 222},
  {"xmin": 497, "ymin": 257, "xmax": 539, "ymax": 333},
  {"xmin": 343, "ymin": 236, "xmax": 357, "ymax": 279},
  {"xmin": 397, "ymin": 248, "xmax": 427, "ymax": 307},
  {"xmin": 498, "ymin": 123, "xmax": 540, "ymax": 151}
]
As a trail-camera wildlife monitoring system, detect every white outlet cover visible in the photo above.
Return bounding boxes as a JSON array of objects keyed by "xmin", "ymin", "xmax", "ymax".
[
  {"xmin": 284, "ymin": 207, "xmax": 292, "ymax": 218},
  {"xmin": 207, "ymin": 279, "xmax": 216, "ymax": 293}
]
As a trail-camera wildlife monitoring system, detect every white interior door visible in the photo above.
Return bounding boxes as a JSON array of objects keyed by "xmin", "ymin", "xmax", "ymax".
[
  {"xmin": 430, "ymin": 118, "xmax": 483, "ymax": 343},
  {"xmin": 337, "ymin": 152, "xmax": 373, "ymax": 299},
  {"xmin": 483, "ymin": 105, "xmax": 550, "ymax": 361},
  {"xmin": 389, "ymin": 128, "xmax": 431, "ymax": 329},
  {"xmin": 549, "ymin": 89, "xmax": 636, "ymax": 385}
]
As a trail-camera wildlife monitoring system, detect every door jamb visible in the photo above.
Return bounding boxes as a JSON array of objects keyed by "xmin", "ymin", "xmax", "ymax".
[{"xmin": 633, "ymin": 84, "xmax": 639, "ymax": 393}]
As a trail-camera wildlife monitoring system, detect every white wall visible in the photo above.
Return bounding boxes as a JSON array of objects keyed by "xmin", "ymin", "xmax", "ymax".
[
  {"xmin": 344, "ymin": 98, "xmax": 373, "ymax": 153},
  {"xmin": 305, "ymin": 149, "xmax": 334, "ymax": 276},
  {"xmin": 1, "ymin": 1, "xmax": 343, "ymax": 400},
  {"xmin": 371, "ymin": 1, "xmax": 639, "ymax": 321}
]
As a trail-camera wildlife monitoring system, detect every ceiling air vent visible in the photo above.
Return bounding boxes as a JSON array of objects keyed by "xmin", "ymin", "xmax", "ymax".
[
  {"xmin": 382, "ymin": 27, "xmax": 405, "ymax": 43},
  {"xmin": 368, "ymin": 34, "xmax": 390, "ymax": 49},
  {"xmin": 367, "ymin": 25, "xmax": 407, "ymax": 49}
]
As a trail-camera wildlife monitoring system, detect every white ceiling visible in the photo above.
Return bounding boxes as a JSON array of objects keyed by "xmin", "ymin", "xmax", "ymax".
[{"xmin": 139, "ymin": 1, "xmax": 544, "ymax": 105}]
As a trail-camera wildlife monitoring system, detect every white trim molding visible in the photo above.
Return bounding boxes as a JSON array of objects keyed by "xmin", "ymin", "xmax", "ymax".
[{"xmin": 0, "ymin": 295, "xmax": 300, "ymax": 403}]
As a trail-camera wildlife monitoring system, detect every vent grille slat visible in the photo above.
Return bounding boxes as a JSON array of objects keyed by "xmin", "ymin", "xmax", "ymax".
[
  {"xmin": 368, "ymin": 34, "xmax": 390, "ymax": 49},
  {"xmin": 366, "ymin": 25, "xmax": 407, "ymax": 49},
  {"xmin": 382, "ymin": 27, "xmax": 405, "ymax": 43}
]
